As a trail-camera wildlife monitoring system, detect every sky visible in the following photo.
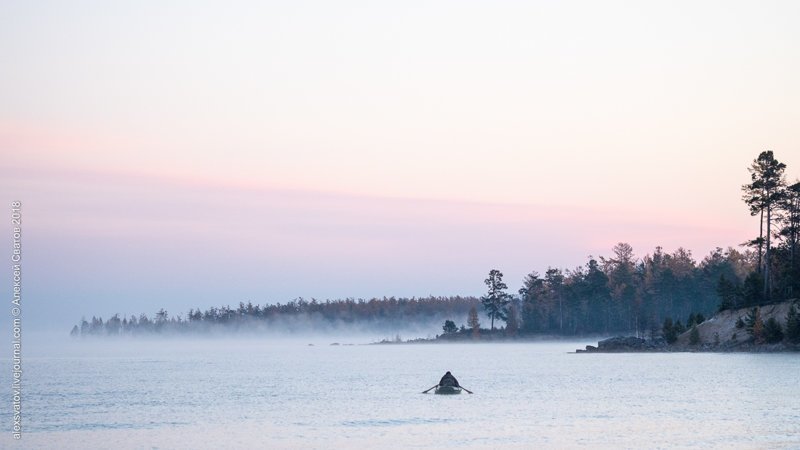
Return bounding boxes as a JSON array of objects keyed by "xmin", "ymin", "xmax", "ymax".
[{"xmin": 1, "ymin": 0, "xmax": 799, "ymax": 331}]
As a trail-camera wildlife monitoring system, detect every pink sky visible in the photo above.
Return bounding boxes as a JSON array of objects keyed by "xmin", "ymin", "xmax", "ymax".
[
  {"xmin": 0, "ymin": 160, "xmax": 761, "ymax": 330},
  {"xmin": 1, "ymin": 1, "xmax": 799, "ymax": 329}
]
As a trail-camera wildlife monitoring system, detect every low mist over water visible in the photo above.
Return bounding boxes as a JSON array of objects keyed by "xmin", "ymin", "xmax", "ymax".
[{"xmin": 2, "ymin": 341, "xmax": 799, "ymax": 449}]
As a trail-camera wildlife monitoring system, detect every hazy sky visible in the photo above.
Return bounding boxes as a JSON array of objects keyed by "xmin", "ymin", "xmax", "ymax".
[{"xmin": 2, "ymin": 1, "xmax": 799, "ymax": 330}]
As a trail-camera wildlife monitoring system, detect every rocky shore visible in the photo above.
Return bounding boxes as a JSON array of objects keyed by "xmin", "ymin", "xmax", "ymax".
[
  {"xmin": 577, "ymin": 336, "xmax": 666, "ymax": 353},
  {"xmin": 577, "ymin": 300, "xmax": 800, "ymax": 353}
]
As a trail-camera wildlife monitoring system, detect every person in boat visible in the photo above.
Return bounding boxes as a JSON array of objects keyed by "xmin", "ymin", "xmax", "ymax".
[{"xmin": 439, "ymin": 371, "xmax": 460, "ymax": 388}]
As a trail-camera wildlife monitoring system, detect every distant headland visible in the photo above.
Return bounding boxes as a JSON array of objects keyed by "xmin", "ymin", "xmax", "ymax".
[{"xmin": 71, "ymin": 151, "xmax": 800, "ymax": 348}]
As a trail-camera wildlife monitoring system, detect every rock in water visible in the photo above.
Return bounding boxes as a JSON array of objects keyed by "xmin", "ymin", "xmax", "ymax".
[{"xmin": 597, "ymin": 336, "xmax": 647, "ymax": 351}]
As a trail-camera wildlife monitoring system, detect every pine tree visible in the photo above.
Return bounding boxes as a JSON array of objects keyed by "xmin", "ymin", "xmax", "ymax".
[
  {"xmin": 689, "ymin": 326, "xmax": 701, "ymax": 345},
  {"xmin": 742, "ymin": 272, "xmax": 765, "ymax": 306},
  {"xmin": 545, "ymin": 267, "xmax": 565, "ymax": 332},
  {"xmin": 662, "ymin": 318, "xmax": 677, "ymax": 344},
  {"xmin": 519, "ymin": 271, "xmax": 545, "ymax": 333},
  {"xmin": 763, "ymin": 317, "xmax": 784, "ymax": 343},
  {"xmin": 481, "ymin": 269, "xmax": 511, "ymax": 331},
  {"xmin": 742, "ymin": 151, "xmax": 787, "ymax": 299},
  {"xmin": 602, "ymin": 243, "xmax": 637, "ymax": 332},
  {"xmin": 745, "ymin": 307, "xmax": 765, "ymax": 343}
]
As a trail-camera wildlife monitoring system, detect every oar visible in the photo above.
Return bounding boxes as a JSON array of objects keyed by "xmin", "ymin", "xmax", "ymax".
[
  {"xmin": 459, "ymin": 386, "xmax": 473, "ymax": 394},
  {"xmin": 421, "ymin": 384, "xmax": 439, "ymax": 394}
]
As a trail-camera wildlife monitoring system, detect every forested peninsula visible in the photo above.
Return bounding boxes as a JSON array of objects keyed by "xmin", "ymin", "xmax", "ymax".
[{"xmin": 71, "ymin": 151, "xmax": 800, "ymax": 349}]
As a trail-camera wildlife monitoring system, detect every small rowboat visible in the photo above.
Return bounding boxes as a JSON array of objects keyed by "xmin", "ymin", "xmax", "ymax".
[{"xmin": 434, "ymin": 385, "xmax": 462, "ymax": 395}]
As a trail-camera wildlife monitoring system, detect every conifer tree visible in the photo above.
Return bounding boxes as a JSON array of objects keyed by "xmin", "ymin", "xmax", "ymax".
[
  {"xmin": 481, "ymin": 269, "xmax": 511, "ymax": 331},
  {"xmin": 742, "ymin": 151, "xmax": 787, "ymax": 299},
  {"xmin": 763, "ymin": 317, "xmax": 784, "ymax": 343},
  {"xmin": 689, "ymin": 326, "xmax": 701, "ymax": 345},
  {"xmin": 662, "ymin": 318, "xmax": 678, "ymax": 344},
  {"xmin": 745, "ymin": 307, "xmax": 765, "ymax": 343}
]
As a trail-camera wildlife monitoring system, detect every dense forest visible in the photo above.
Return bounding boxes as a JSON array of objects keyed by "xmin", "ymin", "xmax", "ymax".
[{"xmin": 71, "ymin": 151, "xmax": 799, "ymax": 339}]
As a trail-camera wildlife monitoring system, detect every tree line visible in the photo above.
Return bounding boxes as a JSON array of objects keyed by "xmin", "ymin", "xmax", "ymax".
[
  {"xmin": 467, "ymin": 150, "xmax": 798, "ymax": 338},
  {"xmin": 72, "ymin": 150, "xmax": 799, "ymax": 339},
  {"xmin": 70, "ymin": 296, "xmax": 478, "ymax": 337},
  {"xmin": 68, "ymin": 244, "xmax": 756, "ymax": 339},
  {"xmin": 456, "ymin": 244, "xmax": 754, "ymax": 338}
]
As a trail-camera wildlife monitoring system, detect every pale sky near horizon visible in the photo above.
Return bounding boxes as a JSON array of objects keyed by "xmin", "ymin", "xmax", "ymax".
[{"xmin": 1, "ymin": 0, "xmax": 799, "ymax": 330}]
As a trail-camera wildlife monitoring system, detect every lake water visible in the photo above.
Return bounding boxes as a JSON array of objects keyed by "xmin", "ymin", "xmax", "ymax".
[{"xmin": 2, "ymin": 338, "xmax": 799, "ymax": 449}]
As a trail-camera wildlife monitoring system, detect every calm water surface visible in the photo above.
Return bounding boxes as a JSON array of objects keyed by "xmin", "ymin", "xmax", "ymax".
[{"xmin": 2, "ymin": 339, "xmax": 799, "ymax": 449}]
